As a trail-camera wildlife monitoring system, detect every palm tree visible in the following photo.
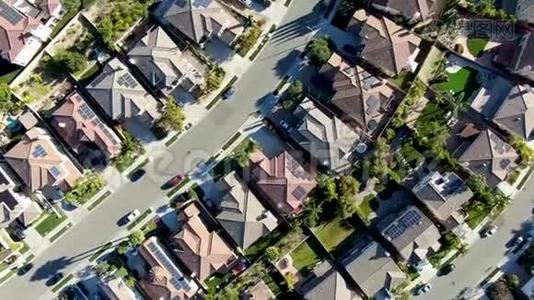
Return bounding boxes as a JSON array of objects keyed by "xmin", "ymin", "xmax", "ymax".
[{"xmin": 304, "ymin": 200, "xmax": 322, "ymax": 227}]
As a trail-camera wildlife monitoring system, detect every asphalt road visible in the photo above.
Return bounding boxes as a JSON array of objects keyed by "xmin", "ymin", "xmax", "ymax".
[
  {"xmin": 0, "ymin": 1, "xmax": 324, "ymax": 299},
  {"xmin": 417, "ymin": 178, "xmax": 534, "ymax": 300}
]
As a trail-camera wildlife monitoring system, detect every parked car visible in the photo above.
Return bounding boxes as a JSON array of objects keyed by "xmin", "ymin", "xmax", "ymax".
[
  {"xmin": 415, "ymin": 283, "xmax": 432, "ymax": 295},
  {"xmin": 129, "ymin": 169, "xmax": 146, "ymax": 182},
  {"xmin": 222, "ymin": 87, "xmax": 236, "ymax": 100},
  {"xmin": 126, "ymin": 210, "xmax": 141, "ymax": 223},
  {"xmin": 17, "ymin": 263, "xmax": 33, "ymax": 275},
  {"xmin": 168, "ymin": 174, "xmax": 184, "ymax": 188},
  {"xmin": 481, "ymin": 225, "xmax": 498, "ymax": 238},
  {"xmin": 511, "ymin": 235, "xmax": 524, "ymax": 248},
  {"xmin": 46, "ymin": 272, "xmax": 64, "ymax": 286},
  {"xmin": 437, "ymin": 264, "xmax": 455, "ymax": 276}
]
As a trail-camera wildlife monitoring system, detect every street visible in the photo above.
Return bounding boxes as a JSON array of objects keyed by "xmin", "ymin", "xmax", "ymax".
[
  {"xmin": 417, "ymin": 178, "xmax": 534, "ymax": 300},
  {"xmin": 0, "ymin": 1, "xmax": 323, "ymax": 299}
]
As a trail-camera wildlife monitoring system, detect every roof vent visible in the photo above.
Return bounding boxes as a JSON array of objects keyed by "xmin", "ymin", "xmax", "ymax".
[{"xmin": 58, "ymin": 122, "xmax": 66, "ymax": 128}]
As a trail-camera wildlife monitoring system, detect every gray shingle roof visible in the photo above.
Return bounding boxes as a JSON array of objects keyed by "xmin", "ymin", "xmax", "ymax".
[
  {"xmin": 493, "ymin": 84, "xmax": 534, "ymax": 140},
  {"xmin": 299, "ymin": 261, "xmax": 357, "ymax": 300}
]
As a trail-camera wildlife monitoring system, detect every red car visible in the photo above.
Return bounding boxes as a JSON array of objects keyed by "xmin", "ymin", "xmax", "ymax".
[{"xmin": 168, "ymin": 174, "xmax": 184, "ymax": 187}]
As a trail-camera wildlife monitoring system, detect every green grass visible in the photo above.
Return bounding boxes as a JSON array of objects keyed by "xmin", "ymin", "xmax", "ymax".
[
  {"xmin": 356, "ymin": 195, "xmax": 377, "ymax": 224},
  {"xmin": 314, "ymin": 217, "xmax": 357, "ymax": 252},
  {"xmin": 35, "ymin": 213, "xmax": 67, "ymax": 237},
  {"xmin": 77, "ymin": 63, "xmax": 100, "ymax": 81},
  {"xmin": 166, "ymin": 177, "xmax": 191, "ymax": 198},
  {"xmin": 88, "ymin": 242, "xmax": 113, "ymax": 262},
  {"xmin": 0, "ymin": 69, "xmax": 20, "ymax": 84},
  {"xmin": 49, "ymin": 223, "xmax": 72, "ymax": 243},
  {"xmin": 51, "ymin": 273, "xmax": 74, "ymax": 293},
  {"xmin": 113, "ymin": 153, "xmax": 138, "ymax": 173},
  {"xmin": 126, "ymin": 208, "xmax": 153, "ymax": 231},
  {"xmin": 245, "ymin": 225, "xmax": 286, "ymax": 260},
  {"xmin": 165, "ymin": 132, "xmax": 181, "ymax": 147},
  {"xmin": 435, "ymin": 67, "xmax": 479, "ymax": 102},
  {"xmin": 206, "ymin": 76, "xmax": 239, "ymax": 110},
  {"xmin": 290, "ymin": 238, "xmax": 323, "ymax": 276},
  {"xmin": 466, "ymin": 37, "xmax": 488, "ymax": 57},
  {"xmin": 389, "ymin": 70, "xmax": 414, "ymax": 90},
  {"xmin": 87, "ymin": 190, "xmax": 112, "ymax": 211}
]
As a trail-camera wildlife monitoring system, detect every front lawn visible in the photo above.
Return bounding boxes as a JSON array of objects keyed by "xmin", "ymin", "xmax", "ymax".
[
  {"xmin": 466, "ymin": 37, "xmax": 488, "ymax": 57},
  {"xmin": 34, "ymin": 212, "xmax": 67, "ymax": 237},
  {"xmin": 435, "ymin": 66, "xmax": 479, "ymax": 102},
  {"xmin": 290, "ymin": 238, "xmax": 323, "ymax": 276},
  {"xmin": 314, "ymin": 217, "xmax": 358, "ymax": 253}
]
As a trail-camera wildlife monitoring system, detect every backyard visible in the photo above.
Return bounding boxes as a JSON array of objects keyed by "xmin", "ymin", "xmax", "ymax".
[
  {"xmin": 290, "ymin": 237, "xmax": 323, "ymax": 276},
  {"xmin": 466, "ymin": 37, "xmax": 489, "ymax": 57},
  {"xmin": 435, "ymin": 66, "xmax": 480, "ymax": 102},
  {"xmin": 356, "ymin": 194, "xmax": 378, "ymax": 225},
  {"xmin": 313, "ymin": 217, "xmax": 360, "ymax": 258}
]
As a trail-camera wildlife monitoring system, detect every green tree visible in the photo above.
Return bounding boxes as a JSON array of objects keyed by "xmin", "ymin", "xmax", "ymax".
[
  {"xmin": 62, "ymin": 0, "xmax": 81, "ymax": 11},
  {"xmin": 94, "ymin": 261, "xmax": 110, "ymax": 277},
  {"xmin": 129, "ymin": 230, "xmax": 145, "ymax": 246},
  {"xmin": 509, "ymin": 134, "xmax": 534, "ymax": 166},
  {"xmin": 234, "ymin": 140, "xmax": 260, "ymax": 167},
  {"xmin": 336, "ymin": 176, "xmax": 360, "ymax": 199},
  {"xmin": 370, "ymin": 138, "xmax": 390, "ymax": 178},
  {"xmin": 46, "ymin": 49, "xmax": 87, "ymax": 74},
  {"xmin": 284, "ymin": 272, "xmax": 298, "ymax": 290},
  {"xmin": 0, "ymin": 83, "xmax": 13, "ymax": 112},
  {"xmin": 117, "ymin": 241, "xmax": 130, "ymax": 255},
  {"xmin": 505, "ymin": 274, "xmax": 520, "ymax": 289},
  {"xmin": 303, "ymin": 198, "xmax": 323, "ymax": 227},
  {"xmin": 306, "ymin": 37, "xmax": 332, "ymax": 66},
  {"xmin": 205, "ymin": 67, "xmax": 225, "ymax": 92},
  {"xmin": 265, "ymin": 246, "xmax": 281, "ymax": 261},
  {"xmin": 159, "ymin": 97, "xmax": 185, "ymax": 132},
  {"xmin": 316, "ymin": 174, "xmax": 337, "ymax": 201},
  {"xmin": 124, "ymin": 276, "xmax": 136, "ymax": 287},
  {"xmin": 115, "ymin": 266, "xmax": 128, "ymax": 278},
  {"xmin": 286, "ymin": 80, "xmax": 304, "ymax": 98}
]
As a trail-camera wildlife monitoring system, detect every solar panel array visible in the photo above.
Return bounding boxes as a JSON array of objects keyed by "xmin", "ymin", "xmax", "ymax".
[
  {"xmin": 89, "ymin": 72, "xmax": 108, "ymax": 87},
  {"xmin": 384, "ymin": 209, "xmax": 422, "ymax": 240},
  {"xmin": 32, "ymin": 145, "xmax": 47, "ymax": 158},
  {"xmin": 0, "ymin": 1, "xmax": 24, "ymax": 25},
  {"xmin": 292, "ymin": 185, "xmax": 307, "ymax": 200},
  {"xmin": 78, "ymin": 103, "xmax": 96, "ymax": 120},
  {"xmin": 77, "ymin": 102, "xmax": 119, "ymax": 145},
  {"xmin": 146, "ymin": 240, "xmax": 192, "ymax": 292},
  {"xmin": 117, "ymin": 73, "xmax": 138, "ymax": 88}
]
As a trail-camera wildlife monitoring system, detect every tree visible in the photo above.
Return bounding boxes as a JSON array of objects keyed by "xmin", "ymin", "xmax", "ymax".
[
  {"xmin": 337, "ymin": 176, "xmax": 360, "ymax": 199},
  {"xmin": 505, "ymin": 274, "xmax": 520, "ymax": 289},
  {"xmin": 509, "ymin": 134, "xmax": 534, "ymax": 166},
  {"xmin": 115, "ymin": 266, "xmax": 128, "ymax": 278},
  {"xmin": 0, "ymin": 83, "xmax": 13, "ymax": 113},
  {"xmin": 117, "ymin": 241, "xmax": 130, "ymax": 255},
  {"xmin": 286, "ymin": 80, "xmax": 304, "ymax": 98},
  {"xmin": 303, "ymin": 199, "xmax": 322, "ymax": 227},
  {"xmin": 94, "ymin": 261, "xmax": 110, "ymax": 277},
  {"xmin": 284, "ymin": 272, "xmax": 298, "ymax": 290},
  {"xmin": 306, "ymin": 37, "xmax": 332, "ymax": 66},
  {"xmin": 234, "ymin": 140, "xmax": 260, "ymax": 167},
  {"xmin": 488, "ymin": 278, "xmax": 514, "ymax": 300},
  {"xmin": 205, "ymin": 67, "xmax": 225, "ymax": 92},
  {"xmin": 266, "ymin": 246, "xmax": 281, "ymax": 261},
  {"xmin": 129, "ymin": 230, "xmax": 145, "ymax": 246},
  {"xmin": 46, "ymin": 50, "xmax": 87, "ymax": 74},
  {"xmin": 124, "ymin": 276, "xmax": 136, "ymax": 287},
  {"xmin": 370, "ymin": 138, "xmax": 390, "ymax": 178},
  {"xmin": 316, "ymin": 174, "xmax": 337, "ymax": 201},
  {"xmin": 62, "ymin": 0, "xmax": 81, "ymax": 11},
  {"xmin": 159, "ymin": 97, "xmax": 185, "ymax": 132}
]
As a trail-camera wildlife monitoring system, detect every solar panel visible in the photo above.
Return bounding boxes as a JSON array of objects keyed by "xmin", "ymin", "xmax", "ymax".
[
  {"xmin": 90, "ymin": 72, "xmax": 107, "ymax": 87},
  {"xmin": 292, "ymin": 186, "xmax": 307, "ymax": 200},
  {"xmin": 50, "ymin": 166, "xmax": 62, "ymax": 178},
  {"xmin": 78, "ymin": 103, "xmax": 96, "ymax": 120},
  {"xmin": 117, "ymin": 73, "xmax": 138, "ymax": 88},
  {"xmin": 399, "ymin": 210, "xmax": 422, "ymax": 228},
  {"xmin": 146, "ymin": 240, "xmax": 191, "ymax": 291},
  {"xmin": 32, "ymin": 145, "xmax": 47, "ymax": 158},
  {"xmin": 384, "ymin": 224, "xmax": 404, "ymax": 240},
  {"xmin": 0, "ymin": 1, "xmax": 24, "ymax": 25}
]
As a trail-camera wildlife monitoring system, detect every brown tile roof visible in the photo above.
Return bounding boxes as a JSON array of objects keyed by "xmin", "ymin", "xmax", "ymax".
[
  {"xmin": 172, "ymin": 203, "xmax": 237, "ymax": 281},
  {"xmin": 248, "ymin": 149, "xmax": 316, "ymax": 216},
  {"xmin": 4, "ymin": 127, "xmax": 82, "ymax": 193},
  {"xmin": 0, "ymin": 0, "xmax": 42, "ymax": 62},
  {"xmin": 347, "ymin": 9, "xmax": 421, "ymax": 76},
  {"xmin": 319, "ymin": 52, "xmax": 397, "ymax": 135},
  {"xmin": 370, "ymin": 0, "xmax": 440, "ymax": 22},
  {"xmin": 51, "ymin": 92, "xmax": 122, "ymax": 158}
]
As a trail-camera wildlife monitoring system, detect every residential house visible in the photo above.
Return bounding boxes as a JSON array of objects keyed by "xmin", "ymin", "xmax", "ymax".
[
  {"xmin": 343, "ymin": 238, "xmax": 406, "ymax": 299},
  {"xmin": 138, "ymin": 236, "xmax": 199, "ymax": 300},
  {"xmin": 214, "ymin": 171, "xmax": 278, "ymax": 250},
  {"xmin": 99, "ymin": 276, "xmax": 136, "ymax": 300},
  {"xmin": 86, "ymin": 58, "xmax": 161, "ymax": 126},
  {"xmin": 455, "ymin": 126, "xmax": 519, "ymax": 187},
  {"xmin": 155, "ymin": 0, "xmax": 244, "ymax": 46},
  {"xmin": 0, "ymin": 0, "xmax": 62, "ymax": 65},
  {"xmin": 492, "ymin": 85, "xmax": 534, "ymax": 141},
  {"xmin": 51, "ymin": 92, "xmax": 122, "ymax": 160},
  {"xmin": 493, "ymin": 32, "xmax": 534, "ymax": 82},
  {"xmin": 242, "ymin": 280, "xmax": 275, "ymax": 300},
  {"xmin": 171, "ymin": 202, "xmax": 238, "ymax": 281},
  {"xmin": 0, "ymin": 165, "xmax": 42, "ymax": 228},
  {"xmin": 347, "ymin": 9, "xmax": 422, "ymax": 77},
  {"xmin": 247, "ymin": 149, "xmax": 316, "ymax": 216},
  {"xmin": 4, "ymin": 127, "xmax": 82, "ymax": 200},
  {"xmin": 298, "ymin": 260, "xmax": 358, "ymax": 300},
  {"xmin": 505, "ymin": 0, "xmax": 534, "ymax": 24},
  {"xmin": 128, "ymin": 26, "xmax": 207, "ymax": 99},
  {"xmin": 318, "ymin": 52, "xmax": 399, "ymax": 136},
  {"xmin": 378, "ymin": 205, "xmax": 441, "ymax": 268},
  {"xmin": 412, "ymin": 171, "xmax": 473, "ymax": 230},
  {"xmin": 290, "ymin": 98, "xmax": 361, "ymax": 172},
  {"xmin": 369, "ymin": 0, "xmax": 443, "ymax": 23}
]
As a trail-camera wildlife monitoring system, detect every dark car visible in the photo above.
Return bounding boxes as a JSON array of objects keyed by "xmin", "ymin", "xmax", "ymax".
[
  {"xmin": 168, "ymin": 174, "xmax": 184, "ymax": 187},
  {"xmin": 46, "ymin": 272, "xmax": 64, "ymax": 286},
  {"xmin": 129, "ymin": 169, "xmax": 146, "ymax": 182},
  {"xmin": 18, "ymin": 263, "xmax": 33, "ymax": 275},
  {"xmin": 437, "ymin": 264, "xmax": 455, "ymax": 276},
  {"xmin": 222, "ymin": 87, "xmax": 236, "ymax": 100}
]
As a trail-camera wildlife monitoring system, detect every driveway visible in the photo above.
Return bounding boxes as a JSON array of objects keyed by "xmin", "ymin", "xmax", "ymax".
[{"xmin": 0, "ymin": 1, "xmax": 325, "ymax": 299}]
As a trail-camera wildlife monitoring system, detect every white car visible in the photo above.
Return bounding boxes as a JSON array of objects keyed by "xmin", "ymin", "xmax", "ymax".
[
  {"xmin": 482, "ymin": 225, "xmax": 498, "ymax": 238},
  {"xmin": 238, "ymin": 0, "xmax": 253, "ymax": 7},
  {"xmin": 126, "ymin": 209, "xmax": 141, "ymax": 223},
  {"xmin": 416, "ymin": 283, "xmax": 432, "ymax": 295}
]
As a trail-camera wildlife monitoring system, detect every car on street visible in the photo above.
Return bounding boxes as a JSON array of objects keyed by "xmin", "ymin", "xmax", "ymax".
[
  {"xmin": 481, "ymin": 225, "xmax": 498, "ymax": 238},
  {"xmin": 17, "ymin": 263, "xmax": 33, "ymax": 275},
  {"xmin": 437, "ymin": 264, "xmax": 455, "ymax": 276},
  {"xmin": 129, "ymin": 169, "xmax": 146, "ymax": 182},
  {"xmin": 222, "ymin": 87, "xmax": 236, "ymax": 100},
  {"xmin": 125, "ymin": 209, "xmax": 141, "ymax": 224},
  {"xmin": 46, "ymin": 272, "xmax": 64, "ymax": 286},
  {"xmin": 168, "ymin": 174, "xmax": 184, "ymax": 188},
  {"xmin": 415, "ymin": 283, "xmax": 432, "ymax": 295}
]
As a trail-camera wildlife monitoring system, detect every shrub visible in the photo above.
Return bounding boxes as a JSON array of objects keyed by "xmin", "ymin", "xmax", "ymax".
[
  {"xmin": 236, "ymin": 24, "xmax": 262, "ymax": 57},
  {"xmin": 306, "ymin": 37, "xmax": 332, "ymax": 66}
]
